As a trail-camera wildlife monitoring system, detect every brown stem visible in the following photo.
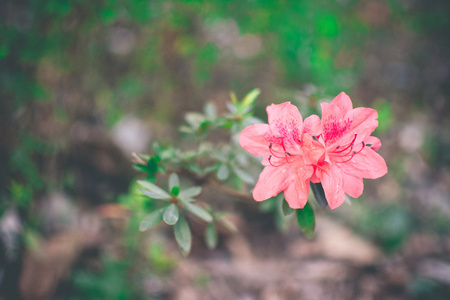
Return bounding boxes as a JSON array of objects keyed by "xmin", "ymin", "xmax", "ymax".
[{"xmin": 207, "ymin": 177, "xmax": 254, "ymax": 202}]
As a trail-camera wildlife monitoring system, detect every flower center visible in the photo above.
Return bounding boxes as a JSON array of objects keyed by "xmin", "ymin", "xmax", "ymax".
[
  {"xmin": 323, "ymin": 117, "xmax": 352, "ymax": 145},
  {"xmin": 265, "ymin": 120, "xmax": 303, "ymax": 167}
]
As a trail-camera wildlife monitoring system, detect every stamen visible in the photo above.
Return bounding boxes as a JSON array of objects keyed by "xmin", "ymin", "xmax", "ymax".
[
  {"xmin": 335, "ymin": 145, "xmax": 354, "ymax": 157},
  {"xmin": 268, "ymin": 155, "xmax": 284, "ymax": 167},
  {"xmin": 334, "ymin": 141, "xmax": 365, "ymax": 164},
  {"xmin": 333, "ymin": 134, "xmax": 357, "ymax": 153},
  {"xmin": 285, "ymin": 152, "xmax": 294, "ymax": 163},
  {"xmin": 354, "ymin": 141, "xmax": 365, "ymax": 155},
  {"xmin": 339, "ymin": 152, "xmax": 356, "ymax": 163},
  {"xmin": 269, "ymin": 143, "xmax": 285, "ymax": 158}
]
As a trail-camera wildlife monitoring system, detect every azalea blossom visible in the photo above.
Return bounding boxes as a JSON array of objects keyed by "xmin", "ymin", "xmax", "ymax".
[
  {"xmin": 308, "ymin": 92, "xmax": 388, "ymax": 209},
  {"xmin": 239, "ymin": 102, "xmax": 324, "ymax": 208}
]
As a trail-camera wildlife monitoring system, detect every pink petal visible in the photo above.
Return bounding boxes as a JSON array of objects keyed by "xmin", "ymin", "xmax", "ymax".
[
  {"xmin": 365, "ymin": 136, "xmax": 382, "ymax": 151},
  {"xmin": 331, "ymin": 92, "xmax": 353, "ymax": 113},
  {"xmin": 344, "ymin": 107, "xmax": 379, "ymax": 143},
  {"xmin": 266, "ymin": 102, "xmax": 303, "ymax": 127},
  {"xmin": 303, "ymin": 114, "xmax": 322, "ymax": 136},
  {"xmin": 301, "ymin": 134, "xmax": 326, "ymax": 165},
  {"xmin": 325, "ymin": 107, "xmax": 379, "ymax": 149},
  {"xmin": 340, "ymin": 147, "xmax": 388, "ymax": 179},
  {"xmin": 320, "ymin": 166, "xmax": 346, "ymax": 209},
  {"xmin": 252, "ymin": 165, "xmax": 290, "ymax": 201},
  {"xmin": 239, "ymin": 124, "xmax": 270, "ymax": 158},
  {"xmin": 253, "ymin": 162, "xmax": 313, "ymax": 204},
  {"xmin": 283, "ymin": 166, "xmax": 313, "ymax": 209},
  {"xmin": 321, "ymin": 101, "xmax": 346, "ymax": 123},
  {"xmin": 342, "ymin": 173, "xmax": 364, "ymax": 198}
]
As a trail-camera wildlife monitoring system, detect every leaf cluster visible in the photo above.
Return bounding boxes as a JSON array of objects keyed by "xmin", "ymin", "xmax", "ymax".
[{"xmin": 135, "ymin": 90, "xmax": 262, "ymax": 254}]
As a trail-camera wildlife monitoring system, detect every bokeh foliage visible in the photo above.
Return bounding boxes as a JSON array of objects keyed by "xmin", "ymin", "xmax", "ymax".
[
  {"xmin": 1, "ymin": 0, "xmax": 379, "ymax": 210},
  {"xmin": 2, "ymin": 0, "xmax": 450, "ymax": 299}
]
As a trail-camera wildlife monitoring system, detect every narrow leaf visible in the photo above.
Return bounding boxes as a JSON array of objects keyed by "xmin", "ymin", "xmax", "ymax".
[
  {"xmin": 163, "ymin": 204, "xmax": 179, "ymax": 225},
  {"xmin": 168, "ymin": 173, "xmax": 179, "ymax": 191},
  {"xmin": 204, "ymin": 102, "xmax": 217, "ymax": 119},
  {"xmin": 137, "ymin": 180, "xmax": 170, "ymax": 199},
  {"xmin": 139, "ymin": 208, "xmax": 165, "ymax": 231},
  {"xmin": 138, "ymin": 188, "xmax": 170, "ymax": 201},
  {"xmin": 152, "ymin": 142, "xmax": 160, "ymax": 154},
  {"xmin": 241, "ymin": 88, "xmax": 260, "ymax": 109},
  {"xmin": 184, "ymin": 202, "xmax": 213, "ymax": 223},
  {"xmin": 185, "ymin": 112, "xmax": 204, "ymax": 129},
  {"xmin": 216, "ymin": 164, "xmax": 230, "ymax": 180},
  {"xmin": 147, "ymin": 157, "xmax": 158, "ymax": 173},
  {"xmin": 180, "ymin": 126, "xmax": 195, "ymax": 134},
  {"xmin": 174, "ymin": 214, "xmax": 192, "ymax": 255},
  {"xmin": 230, "ymin": 92, "xmax": 238, "ymax": 105},
  {"xmin": 178, "ymin": 195, "xmax": 195, "ymax": 203},
  {"xmin": 217, "ymin": 213, "xmax": 238, "ymax": 233},
  {"xmin": 233, "ymin": 166, "xmax": 255, "ymax": 184},
  {"xmin": 179, "ymin": 186, "xmax": 202, "ymax": 198},
  {"xmin": 241, "ymin": 105, "xmax": 253, "ymax": 115},
  {"xmin": 296, "ymin": 202, "xmax": 315, "ymax": 239},
  {"xmin": 226, "ymin": 102, "xmax": 238, "ymax": 114},
  {"xmin": 205, "ymin": 223, "xmax": 218, "ymax": 249},
  {"xmin": 310, "ymin": 182, "xmax": 328, "ymax": 209}
]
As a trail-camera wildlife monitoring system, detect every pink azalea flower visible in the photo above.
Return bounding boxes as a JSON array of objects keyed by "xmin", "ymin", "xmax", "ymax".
[
  {"xmin": 307, "ymin": 92, "xmax": 388, "ymax": 209},
  {"xmin": 240, "ymin": 102, "xmax": 324, "ymax": 208}
]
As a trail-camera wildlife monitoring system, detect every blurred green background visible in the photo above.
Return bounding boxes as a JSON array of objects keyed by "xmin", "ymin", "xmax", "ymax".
[{"xmin": 1, "ymin": 0, "xmax": 450, "ymax": 299}]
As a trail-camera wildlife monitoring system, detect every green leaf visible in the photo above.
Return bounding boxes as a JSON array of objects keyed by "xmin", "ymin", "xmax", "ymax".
[
  {"xmin": 138, "ymin": 188, "xmax": 169, "ymax": 201},
  {"xmin": 134, "ymin": 164, "xmax": 151, "ymax": 173},
  {"xmin": 226, "ymin": 102, "xmax": 238, "ymax": 114},
  {"xmin": 230, "ymin": 92, "xmax": 238, "ymax": 105},
  {"xmin": 240, "ymin": 88, "xmax": 260, "ymax": 109},
  {"xmin": 296, "ymin": 202, "xmax": 315, "ymax": 239},
  {"xmin": 185, "ymin": 112, "xmax": 205, "ymax": 129},
  {"xmin": 171, "ymin": 186, "xmax": 180, "ymax": 196},
  {"xmin": 183, "ymin": 202, "xmax": 213, "ymax": 223},
  {"xmin": 0, "ymin": 44, "xmax": 9, "ymax": 59},
  {"xmin": 152, "ymin": 142, "xmax": 160, "ymax": 154},
  {"xmin": 217, "ymin": 214, "xmax": 238, "ymax": 233},
  {"xmin": 241, "ymin": 105, "xmax": 253, "ymax": 115},
  {"xmin": 179, "ymin": 186, "xmax": 202, "ymax": 198},
  {"xmin": 163, "ymin": 204, "xmax": 179, "ymax": 225},
  {"xmin": 168, "ymin": 173, "xmax": 179, "ymax": 190},
  {"xmin": 216, "ymin": 164, "xmax": 230, "ymax": 180},
  {"xmin": 187, "ymin": 162, "xmax": 204, "ymax": 175},
  {"xmin": 180, "ymin": 126, "xmax": 195, "ymax": 134},
  {"xmin": 174, "ymin": 214, "xmax": 192, "ymax": 255},
  {"xmin": 205, "ymin": 223, "xmax": 218, "ymax": 249},
  {"xmin": 310, "ymin": 182, "xmax": 328, "ymax": 209},
  {"xmin": 233, "ymin": 166, "xmax": 255, "ymax": 184},
  {"xmin": 282, "ymin": 198, "xmax": 294, "ymax": 216},
  {"xmin": 147, "ymin": 157, "xmax": 159, "ymax": 173},
  {"xmin": 140, "ymin": 208, "xmax": 165, "ymax": 231},
  {"xmin": 137, "ymin": 180, "xmax": 170, "ymax": 199},
  {"xmin": 204, "ymin": 102, "xmax": 217, "ymax": 120}
]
